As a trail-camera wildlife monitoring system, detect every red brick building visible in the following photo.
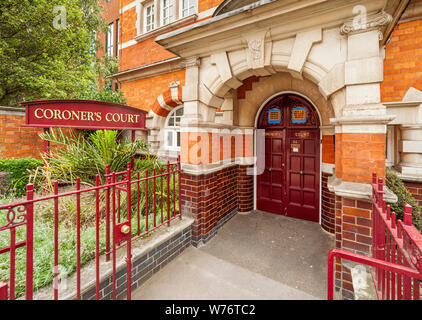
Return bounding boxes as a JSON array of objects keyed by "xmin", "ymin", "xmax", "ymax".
[{"xmin": 104, "ymin": 0, "xmax": 422, "ymax": 299}]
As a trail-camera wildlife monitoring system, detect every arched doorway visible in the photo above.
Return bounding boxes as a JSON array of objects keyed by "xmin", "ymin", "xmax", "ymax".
[{"xmin": 256, "ymin": 93, "xmax": 321, "ymax": 223}]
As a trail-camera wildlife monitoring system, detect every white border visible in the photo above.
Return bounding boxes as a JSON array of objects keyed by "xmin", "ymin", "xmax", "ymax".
[{"xmin": 253, "ymin": 91, "xmax": 323, "ymax": 225}]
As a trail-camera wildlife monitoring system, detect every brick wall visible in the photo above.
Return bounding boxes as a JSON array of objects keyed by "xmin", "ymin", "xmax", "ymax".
[
  {"xmin": 0, "ymin": 108, "xmax": 43, "ymax": 159},
  {"xmin": 120, "ymin": 70, "xmax": 186, "ymax": 111},
  {"xmin": 180, "ymin": 165, "xmax": 239, "ymax": 245},
  {"xmin": 335, "ymin": 197, "xmax": 372, "ymax": 300},
  {"xmin": 81, "ymin": 222, "xmax": 192, "ymax": 300},
  {"xmin": 336, "ymin": 133, "xmax": 386, "ymax": 184},
  {"xmin": 382, "ymin": 19, "xmax": 422, "ymax": 102},
  {"xmin": 322, "ymin": 135, "xmax": 335, "ymax": 165},
  {"xmin": 404, "ymin": 181, "xmax": 422, "ymax": 207},
  {"xmin": 238, "ymin": 165, "xmax": 254, "ymax": 213},
  {"xmin": 119, "ymin": 3, "xmax": 216, "ymax": 71},
  {"xmin": 321, "ymin": 173, "xmax": 335, "ymax": 234}
]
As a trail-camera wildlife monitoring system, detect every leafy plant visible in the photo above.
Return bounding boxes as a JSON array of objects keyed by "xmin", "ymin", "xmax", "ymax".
[
  {"xmin": 30, "ymin": 128, "xmax": 150, "ymax": 188},
  {"xmin": 0, "ymin": 158, "xmax": 43, "ymax": 196},
  {"xmin": 385, "ymin": 167, "xmax": 422, "ymax": 232}
]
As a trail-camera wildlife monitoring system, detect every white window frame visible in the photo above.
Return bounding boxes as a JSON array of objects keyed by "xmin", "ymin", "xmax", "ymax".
[
  {"xmin": 136, "ymin": 0, "xmax": 197, "ymax": 40},
  {"xmin": 144, "ymin": 3, "xmax": 155, "ymax": 33},
  {"xmin": 164, "ymin": 106, "xmax": 183, "ymax": 151},
  {"xmin": 161, "ymin": 0, "xmax": 174, "ymax": 26},
  {"xmin": 180, "ymin": 0, "xmax": 195, "ymax": 18},
  {"xmin": 106, "ymin": 22, "xmax": 114, "ymax": 56}
]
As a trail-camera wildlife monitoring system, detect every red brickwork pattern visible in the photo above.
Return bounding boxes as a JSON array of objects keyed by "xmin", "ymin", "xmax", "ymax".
[
  {"xmin": 0, "ymin": 111, "xmax": 43, "ymax": 159},
  {"xmin": 321, "ymin": 173, "xmax": 335, "ymax": 234},
  {"xmin": 336, "ymin": 133, "xmax": 386, "ymax": 184},
  {"xmin": 121, "ymin": 70, "xmax": 185, "ymax": 111},
  {"xmin": 322, "ymin": 135, "xmax": 335, "ymax": 164},
  {"xmin": 237, "ymin": 76, "xmax": 260, "ymax": 100},
  {"xmin": 404, "ymin": 181, "xmax": 422, "ymax": 207},
  {"xmin": 382, "ymin": 19, "xmax": 422, "ymax": 102},
  {"xmin": 341, "ymin": 198, "xmax": 372, "ymax": 256},
  {"xmin": 180, "ymin": 165, "xmax": 238, "ymax": 244},
  {"xmin": 238, "ymin": 165, "xmax": 254, "ymax": 212}
]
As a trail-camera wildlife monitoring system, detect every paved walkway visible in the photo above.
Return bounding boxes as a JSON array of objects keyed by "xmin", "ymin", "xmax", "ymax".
[{"xmin": 132, "ymin": 211, "xmax": 334, "ymax": 300}]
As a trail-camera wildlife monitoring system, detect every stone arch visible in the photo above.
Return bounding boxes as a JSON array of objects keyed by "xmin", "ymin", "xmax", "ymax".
[
  {"xmin": 198, "ymin": 42, "xmax": 342, "ymax": 124},
  {"xmin": 236, "ymin": 73, "xmax": 334, "ymax": 128},
  {"xmin": 148, "ymin": 82, "xmax": 183, "ymax": 130},
  {"xmin": 146, "ymin": 82, "xmax": 184, "ymax": 155}
]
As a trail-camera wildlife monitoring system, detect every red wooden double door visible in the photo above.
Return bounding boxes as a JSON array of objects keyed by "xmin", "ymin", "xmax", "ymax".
[{"xmin": 257, "ymin": 94, "xmax": 320, "ymax": 223}]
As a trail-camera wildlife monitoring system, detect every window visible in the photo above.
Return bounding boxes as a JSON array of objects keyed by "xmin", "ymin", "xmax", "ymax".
[
  {"xmin": 136, "ymin": 0, "xmax": 197, "ymax": 38},
  {"xmin": 181, "ymin": 0, "xmax": 195, "ymax": 17},
  {"xmin": 106, "ymin": 22, "xmax": 114, "ymax": 56},
  {"xmin": 162, "ymin": 0, "xmax": 174, "ymax": 25},
  {"xmin": 165, "ymin": 106, "xmax": 183, "ymax": 151},
  {"xmin": 145, "ymin": 4, "xmax": 155, "ymax": 33},
  {"xmin": 115, "ymin": 19, "xmax": 119, "ymax": 58}
]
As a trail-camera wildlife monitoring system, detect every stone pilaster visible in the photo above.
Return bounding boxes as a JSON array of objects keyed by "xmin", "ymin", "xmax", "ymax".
[{"xmin": 397, "ymin": 125, "xmax": 422, "ymax": 177}]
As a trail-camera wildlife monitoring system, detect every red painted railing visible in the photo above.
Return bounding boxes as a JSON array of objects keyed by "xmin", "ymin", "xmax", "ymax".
[
  {"xmin": 328, "ymin": 173, "xmax": 422, "ymax": 300},
  {"xmin": 0, "ymin": 157, "xmax": 181, "ymax": 300}
]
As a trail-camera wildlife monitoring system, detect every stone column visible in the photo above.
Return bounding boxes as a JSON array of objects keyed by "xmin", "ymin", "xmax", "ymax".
[
  {"xmin": 330, "ymin": 12, "xmax": 396, "ymax": 300},
  {"xmin": 334, "ymin": 23, "xmax": 394, "ymax": 185}
]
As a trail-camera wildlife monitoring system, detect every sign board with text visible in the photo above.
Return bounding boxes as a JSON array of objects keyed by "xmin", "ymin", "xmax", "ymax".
[{"xmin": 21, "ymin": 99, "xmax": 147, "ymax": 131}]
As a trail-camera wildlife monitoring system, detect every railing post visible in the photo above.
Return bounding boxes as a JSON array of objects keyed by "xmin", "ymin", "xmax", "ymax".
[
  {"xmin": 53, "ymin": 181, "xmax": 59, "ymax": 300},
  {"xmin": 375, "ymin": 177, "xmax": 384, "ymax": 291},
  {"xmin": 76, "ymin": 178, "xmax": 81, "ymax": 300},
  {"xmin": 178, "ymin": 155, "xmax": 182, "ymax": 220},
  {"xmin": 95, "ymin": 175, "xmax": 100, "ymax": 300},
  {"xmin": 372, "ymin": 173, "xmax": 377, "ymax": 259},
  {"xmin": 126, "ymin": 162, "xmax": 132, "ymax": 300},
  {"xmin": 166, "ymin": 158, "xmax": 170, "ymax": 226},
  {"xmin": 26, "ymin": 184, "xmax": 34, "ymax": 300},
  {"xmin": 0, "ymin": 281, "xmax": 8, "ymax": 300},
  {"xmin": 403, "ymin": 204, "xmax": 413, "ymax": 226},
  {"xmin": 327, "ymin": 251, "xmax": 335, "ymax": 300},
  {"xmin": 105, "ymin": 164, "xmax": 111, "ymax": 262}
]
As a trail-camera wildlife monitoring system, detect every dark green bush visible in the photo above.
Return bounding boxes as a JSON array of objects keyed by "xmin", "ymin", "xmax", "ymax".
[
  {"xmin": 385, "ymin": 167, "xmax": 422, "ymax": 232},
  {"xmin": 0, "ymin": 158, "xmax": 43, "ymax": 196}
]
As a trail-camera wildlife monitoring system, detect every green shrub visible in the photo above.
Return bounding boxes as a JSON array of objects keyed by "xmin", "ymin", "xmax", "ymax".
[
  {"xmin": 0, "ymin": 158, "xmax": 43, "ymax": 196},
  {"xmin": 31, "ymin": 128, "xmax": 151, "ymax": 188},
  {"xmin": 385, "ymin": 167, "xmax": 422, "ymax": 232}
]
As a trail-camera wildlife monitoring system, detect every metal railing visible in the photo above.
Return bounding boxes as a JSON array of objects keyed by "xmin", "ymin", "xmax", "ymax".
[
  {"xmin": 328, "ymin": 172, "xmax": 422, "ymax": 300},
  {"xmin": 0, "ymin": 157, "xmax": 181, "ymax": 300}
]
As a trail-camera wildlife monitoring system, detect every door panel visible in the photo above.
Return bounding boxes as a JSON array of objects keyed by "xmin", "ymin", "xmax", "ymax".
[
  {"xmin": 257, "ymin": 130, "xmax": 284, "ymax": 214},
  {"xmin": 286, "ymin": 129, "xmax": 320, "ymax": 222}
]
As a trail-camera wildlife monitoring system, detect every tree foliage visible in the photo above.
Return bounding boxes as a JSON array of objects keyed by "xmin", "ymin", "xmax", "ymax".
[{"xmin": 0, "ymin": 0, "xmax": 110, "ymax": 106}]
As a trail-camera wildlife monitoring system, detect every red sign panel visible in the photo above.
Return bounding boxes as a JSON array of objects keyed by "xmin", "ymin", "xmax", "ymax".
[{"xmin": 21, "ymin": 99, "xmax": 147, "ymax": 130}]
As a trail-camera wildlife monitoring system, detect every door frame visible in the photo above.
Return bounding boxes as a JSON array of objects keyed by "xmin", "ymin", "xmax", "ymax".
[{"xmin": 253, "ymin": 91, "xmax": 323, "ymax": 224}]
